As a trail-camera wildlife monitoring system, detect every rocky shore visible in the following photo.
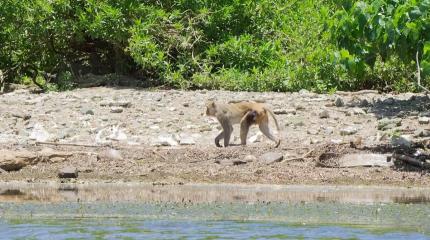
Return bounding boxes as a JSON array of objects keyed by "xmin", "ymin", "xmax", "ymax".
[{"xmin": 0, "ymin": 87, "xmax": 429, "ymax": 186}]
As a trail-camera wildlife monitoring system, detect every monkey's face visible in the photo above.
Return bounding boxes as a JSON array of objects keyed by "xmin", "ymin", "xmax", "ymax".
[{"xmin": 205, "ymin": 101, "xmax": 216, "ymax": 116}]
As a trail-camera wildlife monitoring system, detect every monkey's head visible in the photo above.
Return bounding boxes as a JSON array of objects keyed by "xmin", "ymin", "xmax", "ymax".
[{"xmin": 205, "ymin": 101, "xmax": 216, "ymax": 116}]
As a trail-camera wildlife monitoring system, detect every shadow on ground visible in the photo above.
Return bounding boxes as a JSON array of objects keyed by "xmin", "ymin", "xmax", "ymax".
[{"xmin": 367, "ymin": 95, "xmax": 430, "ymax": 119}]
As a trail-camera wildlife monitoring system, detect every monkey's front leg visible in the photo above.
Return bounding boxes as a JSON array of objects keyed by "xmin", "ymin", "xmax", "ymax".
[{"xmin": 215, "ymin": 131, "xmax": 224, "ymax": 147}]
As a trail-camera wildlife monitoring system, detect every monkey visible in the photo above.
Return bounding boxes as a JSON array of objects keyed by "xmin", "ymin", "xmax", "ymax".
[{"xmin": 205, "ymin": 100, "xmax": 281, "ymax": 148}]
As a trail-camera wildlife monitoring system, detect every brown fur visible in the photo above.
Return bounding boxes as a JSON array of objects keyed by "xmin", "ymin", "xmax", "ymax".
[{"xmin": 206, "ymin": 101, "xmax": 281, "ymax": 147}]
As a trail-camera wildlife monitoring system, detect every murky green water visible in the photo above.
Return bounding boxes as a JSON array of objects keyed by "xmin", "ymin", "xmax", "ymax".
[
  {"xmin": 0, "ymin": 183, "xmax": 430, "ymax": 239},
  {"xmin": 2, "ymin": 218, "xmax": 429, "ymax": 240}
]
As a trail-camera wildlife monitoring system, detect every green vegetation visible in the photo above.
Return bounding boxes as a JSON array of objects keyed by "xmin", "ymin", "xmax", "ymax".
[{"xmin": 0, "ymin": 0, "xmax": 429, "ymax": 92}]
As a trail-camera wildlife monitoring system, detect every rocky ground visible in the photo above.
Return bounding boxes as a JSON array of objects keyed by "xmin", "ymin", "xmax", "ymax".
[{"xmin": 1, "ymin": 86, "xmax": 430, "ymax": 186}]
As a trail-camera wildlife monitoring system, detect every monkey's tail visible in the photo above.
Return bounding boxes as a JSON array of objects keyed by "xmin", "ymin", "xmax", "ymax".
[
  {"xmin": 264, "ymin": 107, "xmax": 280, "ymax": 131},
  {"xmin": 264, "ymin": 107, "xmax": 281, "ymax": 148}
]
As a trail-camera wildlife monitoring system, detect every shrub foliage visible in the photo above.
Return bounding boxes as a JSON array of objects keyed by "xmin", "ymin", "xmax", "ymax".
[{"xmin": 0, "ymin": 0, "xmax": 429, "ymax": 92}]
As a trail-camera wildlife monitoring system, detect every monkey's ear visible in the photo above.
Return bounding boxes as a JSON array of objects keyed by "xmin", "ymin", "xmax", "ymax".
[{"xmin": 207, "ymin": 100, "xmax": 215, "ymax": 107}]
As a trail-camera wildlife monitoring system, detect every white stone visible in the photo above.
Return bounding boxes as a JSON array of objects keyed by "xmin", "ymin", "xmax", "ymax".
[
  {"xmin": 418, "ymin": 117, "xmax": 430, "ymax": 124},
  {"xmin": 29, "ymin": 123, "xmax": 50, "ymax": 142}
]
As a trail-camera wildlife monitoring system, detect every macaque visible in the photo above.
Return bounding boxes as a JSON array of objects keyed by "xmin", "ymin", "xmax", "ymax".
[{"xmin": 205, "ymin": 100, "xmax": 281, "ymax": 147}]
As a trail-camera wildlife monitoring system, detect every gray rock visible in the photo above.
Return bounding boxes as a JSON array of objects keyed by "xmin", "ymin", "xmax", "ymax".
[
  {"xmin": 330, "ymin": 139, "xmax": 343, "ymax": 144},
  {"xmin": 378, "ymin": 118, "xmax": 402, "ymax": 130},
  {"xmin": 152, "ymin": 135, "xmax": 178, "ymax": 146},
  {"xmin": 352, "ymin": 108, "xmax": 366, "ymax": 115},
  {"xmin": 274, "ymin": 108, "xmax": 296, "ymax": 115},
  {"xmin": 98, "ymin": 148, "xmax": 123, "ymax": 161},
  {"xmin": 110, "ymin": 107, "xmax": 123, "ymax": 113},
  {"xmin": 307, "ymin": 129, "xmax": 319, "ymax": 135},
  {"xmin": 12, "ymin": 112, "xmax": 31, "ymax": 120},
  {"xmin": 29, "ymin": 123, "xmax": 50, "ymax": 142},
  {"xmin": 418, "ymin": 117, "xmax": 430, "ymax": 124},
  {"xmin": 199, "ymin": 126, "xmax": 212, "ymax": 132},
  {"xmin": 58, "ymin": 167, "xmax": 78, "ymax": 178},
  {"xmin": 0, "ymin": 150, "xmax": 35, "ymax": 171},
  {"xmin": 299, "ymin": 89, "xmax": 310, "ymax": 95},
  {"xmin": 321, "ymin": 127, "xmax": 334, "ymax": 135},
  {"xmin": 179, "ymin": 134, "xmax": 195, "ymax": 145},
  {"xmin": 294, "ymin": 104, "xmax": 305, "ymax": 110},
  {"xmin": 319, "ymin": 110, "xmax": 330, "ymax": 118},
  {"xmin": 232, "ymin": 160, "xmax": 247, "ymax": 165},
  {"xmin": 383, "ymin": 97, "xmax": 395, "ymax": 105},
  {"xmin": 215, "ymin": 159, "xmax": 233, "ymax": 165},
  {"xmin": 109, "ymin": 101, "xmax": 132, "ymax": 108},
  {"xmin": 359, "ymin": 99, "xmax": 370, "ymax": 107},
  {"xmin": 334, "ymin": 97, "xmax": 344, "ymax": 107},
  {"xmin": 99, "ymin": 100, "xmax": 110, "ymax": 106},
  {"xmin": 340, "ymin": 126, "xmax": 358, "ymax": 136},
  {"xmin": 338, "ymin": 154, "xmax": 392, "ymax": 168},
  {"xmin": 414, "ymin": 129, "xmax": 430, "ymax": 138},
  {"xmin": 381, "ymin": 123, "xmax": 397, "ymax": 131},
  {"xmin": 391, "ymin": 135, "xmax": 412, "ymax": 148},
  {"xmin": 80, "ymin": 108, "xmax": 94, "ymax": 115},
  {"xmin": 154, "ymin": 95, "xmax": 163, "ymax": 102},
  {"xmin": 249, "ymin": 133, "xmax": 263, "ymax": 143},
  {"xmin": 259, "ymin": 152, "xmax": 284, "ymax": 164},
  {"xmin": 419, "ymin": 111, "xmax": 430, "ymax": 117},
  {"xmin": 244, "ymin": 155, "xmax": 257, "ymax": 162}
]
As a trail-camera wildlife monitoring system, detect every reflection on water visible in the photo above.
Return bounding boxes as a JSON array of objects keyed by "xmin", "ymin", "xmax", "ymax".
[
  {"xmin": 0, "ymin": 183, "xmax": 430, "ymax": 239},
  {"xmin": 0, "ymin": 183, "xmax": 430, "ymax": 204},
  {"xmin": 1, "ymin": 219, "xmax": 429, "ymax": 240}
]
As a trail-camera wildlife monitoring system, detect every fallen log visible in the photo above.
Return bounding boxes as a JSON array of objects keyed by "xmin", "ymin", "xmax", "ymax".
[{"xmin": 392, "ymin": 153, "xmax": 430, "ymax": 169}]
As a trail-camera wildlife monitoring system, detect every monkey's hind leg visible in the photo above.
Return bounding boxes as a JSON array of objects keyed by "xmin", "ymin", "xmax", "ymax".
[
  {"xmin": 259, "ymin": 122, "xmax": 280, "ymax": 148},
  {"xmin": 239, "ymin": 111, "xmax": 255, "ymax": 145}
]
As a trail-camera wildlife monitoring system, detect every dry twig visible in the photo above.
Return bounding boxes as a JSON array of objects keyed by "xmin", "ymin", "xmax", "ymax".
[{"xmin": 416, "ymin": 50, "xmax": 430, "ymax": 93}]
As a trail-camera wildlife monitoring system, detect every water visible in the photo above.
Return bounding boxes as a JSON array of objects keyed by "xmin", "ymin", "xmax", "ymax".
[
  {"xmin": 2, "ymin": 219, "xmax": 429, "ymax": 240},
  {"xmin": 0, "ymin": 183, "xmax": 430, "ymax": 239}
]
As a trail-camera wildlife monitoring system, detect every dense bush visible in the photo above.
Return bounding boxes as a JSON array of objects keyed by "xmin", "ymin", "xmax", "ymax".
[
  {"xmin": 0, "ymin": 0, "xmax": 428, "ymax": 92},
  {"xmin": 330, "ymin": 0, "xmax": 430, "ymax": 91}
]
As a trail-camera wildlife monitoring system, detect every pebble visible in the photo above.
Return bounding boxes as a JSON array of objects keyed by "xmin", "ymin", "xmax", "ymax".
[
  {"xmin": 340, "ymin": 126, "xmax": 358, "ymax": 136},
  {"xmin": 418, "ymin": 117, "xmax": 430, "ymax": 124},
  {"xmin": 152, "ymin": 135, "xmax": 178, "ymax": 146},
  {"xmin": 383, "ymin": 97, "xmax": 395, "ymax": 105},
  {"xmin": 319, "ymin": 110, "xmax": 330, "ymax": 118},
  {"xmin": 110, "ymin": 107, "xmax": 123, "ymax": 113},
  {"xmin": 414, "ymin": 129, "xmax": 430, "ymax": 138},
  {"xmin": 259, "ymin": 152, "xmax": 284, "ymax": 164},
  {"xmin": 391, "ymin": 135, "xmax": 412, "ymax": 148},
  {"xmin": 299, "ymin": 89, "xmax": 310, "ymax": 95},
  {"xmin": 249, "ymin": 133, "xmax": 263, "ymax": 143},
  {"xmin": 352, "ymin": 108, "xmax": 366, "ymax": 115},
  {"xmin": 80, "ymin": 108, "xmax": 94, "ymax": 115},
  {"xmin": 378, "ymin": 118, "xmax": 402, "ymax": 130},
  {"xmin": 294, "ymin": 104, "xmax": 305, "ymax": 110},
  {"xmin": 334, "ymin": 97, "xmax": 344, "ymax": 107},
  {"xmin": 108, "ymin": 101, "xmax": 132, "ymax": 108},
  {"xmin": 244, "ymin": 155, "xmax": 257, "ymax": 162},
  {"xmin": 58, "ymin": 167, "xmax": 78, "ymax": 178},
  {"xmin": 29, "ymin": 123, "xmax": 50, "ymax": 142},
  {"xmin": 179, "ymin": 134, "xmax": 195, "ymax": 145},
  {"xmin": 274, "ymin": 109, "xmax": 296, "ymax": 115},
  {"xmin": 98, "ymin": 148, "xmax": 123, "ymax": 161},
  {"xmin": 12, "ymin": 112, "xmax": 31, "ymax": 120}
]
